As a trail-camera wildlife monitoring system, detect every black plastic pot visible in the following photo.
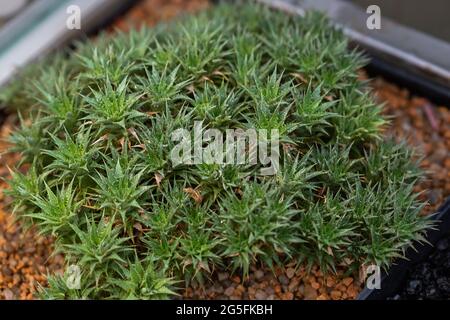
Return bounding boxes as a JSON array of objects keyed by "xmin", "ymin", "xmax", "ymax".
[{"xmin": 357, "ymin": 197, "xmax": 450, "ymax": 300}]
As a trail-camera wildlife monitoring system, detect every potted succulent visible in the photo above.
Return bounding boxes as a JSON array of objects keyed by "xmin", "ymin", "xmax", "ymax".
[{"xmin": 0, "ymin": 1, "xmax": 442, "ymax": 300}]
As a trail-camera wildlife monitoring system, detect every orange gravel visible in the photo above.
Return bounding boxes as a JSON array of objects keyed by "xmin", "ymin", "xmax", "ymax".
[
  {"xmin": 111, "ymin": 0, "xmax": 209, "ymax": 32},
  {"xmin": 371, "ymin": 76, "xmax": 450, "ymax": 215},
  {"xmin": 0, "ymin": 116, "xmax": 64, "ymax": 300}
]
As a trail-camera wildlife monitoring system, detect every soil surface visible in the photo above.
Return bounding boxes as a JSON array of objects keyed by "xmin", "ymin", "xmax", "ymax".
[{"xmin": 0, "ymin": 0, "xmax": 449, "ymax": 300}]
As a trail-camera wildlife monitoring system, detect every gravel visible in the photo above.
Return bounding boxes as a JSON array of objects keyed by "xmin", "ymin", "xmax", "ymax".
[{"xmin": 183, "ymin": 265, "xmax": 361, "ymax": 300}]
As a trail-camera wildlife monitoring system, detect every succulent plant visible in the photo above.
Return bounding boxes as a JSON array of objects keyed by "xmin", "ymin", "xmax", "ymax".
[{"xmin": 2, "ymin": 2, "xmax": 432, "ymax": 299}]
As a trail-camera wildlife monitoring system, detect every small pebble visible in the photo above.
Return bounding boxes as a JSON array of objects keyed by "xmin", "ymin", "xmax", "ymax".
[
  {"xmin": 254, "ymin": 270, "xmax": 264, "ymax": 280},
  {"xmin": 255, "ymin": 290, "xmax": 267, "ymax": 300},
  {"xmin": 224, "ymin": 286, "xmax": 235, "ymax": 297},
  {"xmin": 218, "ymin": 272, "xmax": 229, "ymax": 282},
  {"xmin": 286, "ymin": 268, "xmax": 295, "ymax": 279},
  {"xmin": 303, "ymin": 284, "xmax": 318, "ymax": 300},
  {"xmin": 342, "ymin": 277, "xmax": 354, "ymax": 287},
  {"xmin": 278, "ymin": 275, "xmax": 289, "ymax": 286}
]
